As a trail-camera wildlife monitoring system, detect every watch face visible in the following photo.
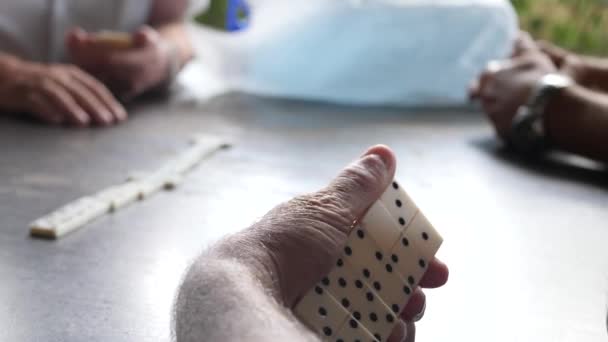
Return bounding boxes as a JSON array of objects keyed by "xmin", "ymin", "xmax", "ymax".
[
  {"xmin": 542, "ymin": 74, "xmax": 574, "ymax": 89},
  {"xmin": 508, "ymin": 74, "xmax": 570, "ymax": 157}
]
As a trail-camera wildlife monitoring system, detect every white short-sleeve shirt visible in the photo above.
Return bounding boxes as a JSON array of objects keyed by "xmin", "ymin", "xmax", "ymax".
[{"xmin": 0, "ymin": 0, "xmax": 152, "ymax": 62}]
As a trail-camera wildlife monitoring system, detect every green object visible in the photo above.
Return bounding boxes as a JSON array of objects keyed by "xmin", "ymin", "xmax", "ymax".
[
  {"xmin": 515, "ymin": 0, "xmax": 608, "ymax": 56},
  {"xmin": 195, "ymin": 0, "xmax": 250, "ymax": 32}
]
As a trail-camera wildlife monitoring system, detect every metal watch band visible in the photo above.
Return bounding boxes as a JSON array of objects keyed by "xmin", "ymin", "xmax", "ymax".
[{"xmin": 509, "ymin": 74, "xmax": 573, "ymax": 156}]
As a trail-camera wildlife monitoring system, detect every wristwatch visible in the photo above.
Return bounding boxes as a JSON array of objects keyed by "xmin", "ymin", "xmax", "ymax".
[{"xmin": 509, "ymin": 73, "xmax": 573, "ymax": 156}]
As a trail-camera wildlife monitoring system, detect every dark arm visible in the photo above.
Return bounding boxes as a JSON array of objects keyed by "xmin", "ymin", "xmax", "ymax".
[
  {"xmin": 546, "ymin": 84, "xmax": 608, "ymax": 164},
  {"xmin": 568, "ymin": 55, "xmax": 608, "ymax": 94}
]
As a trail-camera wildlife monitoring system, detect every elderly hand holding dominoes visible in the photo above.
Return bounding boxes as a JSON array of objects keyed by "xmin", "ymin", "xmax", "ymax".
[{"xmin": 174, "ymin": 145, "xmax": 449, "ymax": 342}]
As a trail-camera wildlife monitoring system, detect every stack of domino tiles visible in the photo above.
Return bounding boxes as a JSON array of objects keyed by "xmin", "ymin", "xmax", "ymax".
[
  {"xmin": 294, "ymin": 180, "xmax": 443, "ymax": 342},
  {"xmin": 29, "ymin": 135, "xmax": 230, "ymax": 239}
]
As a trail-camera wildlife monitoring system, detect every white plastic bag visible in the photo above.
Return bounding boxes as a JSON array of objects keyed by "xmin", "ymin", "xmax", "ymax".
[{"xmin": 181, "ymin": 0, "xmax": 518, "ymax": 106}]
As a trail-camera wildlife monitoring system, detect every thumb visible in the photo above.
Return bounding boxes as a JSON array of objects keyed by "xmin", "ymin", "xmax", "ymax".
[
  {"xmin": 227, "ymin": 145, "xmax": 397, "ymax": 307},
  {"xmin": 132, "ymin": 26, "xmax": 158, "ymax": 47},
  {"xmin": 324, "ymin": 145, "xmax": 397, "ymax": 225},
  {"xmin": 65, "ymin": 27, "xmax": 87, "ymax": 51}
]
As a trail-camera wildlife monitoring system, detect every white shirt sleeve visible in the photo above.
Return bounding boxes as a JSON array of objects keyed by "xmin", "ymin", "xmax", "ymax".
[
  {"xmin": 115, "ymin": 0, "xmax": 154, "ymax": 32},
  {"xmin": 0, "ymin": 0, "xmax": 153, "ymax": 62}
]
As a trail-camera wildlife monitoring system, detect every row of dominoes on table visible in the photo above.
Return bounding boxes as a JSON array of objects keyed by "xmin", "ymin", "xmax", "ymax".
[
  {"xmin": 294, "ymin": 180, "xmax": 443, "ymax": 342},
  {"xmin": 29, "ymin": 135, "xmax": 230, "ymax": 240}
]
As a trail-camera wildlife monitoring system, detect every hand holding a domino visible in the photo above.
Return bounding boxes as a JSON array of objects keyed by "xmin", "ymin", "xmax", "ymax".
[
  {"xmin": 67, "ymin": 26, "xmax": 180, "ymax": 100},
  {"xmin": 175, "ymin": 145, "xmax": 448, "ymax": 342}
]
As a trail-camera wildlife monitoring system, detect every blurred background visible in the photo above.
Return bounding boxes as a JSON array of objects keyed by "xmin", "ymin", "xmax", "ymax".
[{"xmin": 514, "ymin": 0, "xmax": 608, "ymax": 55}]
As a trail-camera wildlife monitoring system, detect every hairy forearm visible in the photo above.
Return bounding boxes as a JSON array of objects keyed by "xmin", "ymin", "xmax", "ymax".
[
  {"xmin": 174, "ymin": 256, "xmax": 316, "ymax": 342},
  {"xmin": 546, "ymin": 84, "xmax": 608, "ymax": 163}
]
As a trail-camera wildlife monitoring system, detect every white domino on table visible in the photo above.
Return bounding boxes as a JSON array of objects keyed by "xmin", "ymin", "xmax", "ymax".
[
  {"xmin": 135, "ymin": 135, "xmax": 229, "ymax": 196},
  {"xmin": 127, "ymin": 171, "xmax": 183, "ymax": 199},
  {"xmin": 163, "ymin": 173, "xmax": 184, "ymax": 190},
  {"xmin": 294, "ymin": 180, "xmax": 443, "ymax": 342},
  {"xmin": 95, "ymin": 182, "xmax": 140, "ymax": 211},
  {"xmin": 29, "ymin": 197, "xmax": 110, "ymax": 239},
  {"xmin": 167, "ymin": 134, "xmax": 231, "ymax": 175},
  {"xmin": 29, "ymin": 135, "xmax": 231, "ymax": 239},
  {"xmin": 135, "ymin": 174, "xmax": 167, "ymax": 200}
]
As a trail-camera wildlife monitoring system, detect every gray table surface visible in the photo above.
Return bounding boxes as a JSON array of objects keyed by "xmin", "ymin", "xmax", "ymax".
[{"xmin": 1, "ymin": 94, "xmax": 607, "ymax": 342}]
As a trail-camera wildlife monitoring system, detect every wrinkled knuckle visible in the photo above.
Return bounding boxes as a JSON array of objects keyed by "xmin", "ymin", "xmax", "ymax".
[
  {"xmin": 267, "ymin": 194, "xmax": 316, "ymax": 224},
  {"xmin": 291, "ymin": 193, "xmax": 321, "ymax": 206},
  {"xmin": 313, "ymin": 192, "xmax": 352, "ymax": 219},
  {"xmin": 340, "ymin": 161, "xmax": 384, "ymax": 195},
  {"xmin": 284, "ymin": 194, "xmax": 319, "ymax": 213},
  {"xmin": 294, "ymin": 192, "xmax": 341, "ymax": 207},
  {"xmin": 287, "ymin": 193, "xmax": 336, "ymax": 217},
  {"xmin": 285, "ymin": 193, "xmax": 353, "ymax": 232}
]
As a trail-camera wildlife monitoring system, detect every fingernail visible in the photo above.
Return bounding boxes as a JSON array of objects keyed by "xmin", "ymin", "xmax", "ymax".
[
  {"xmin": 413, "ymin": 302, "xmax": 426, "ymax": 322},
  {"xmin": 360, "ymin": 145, "xmax": 390, "ymax": 167}
]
